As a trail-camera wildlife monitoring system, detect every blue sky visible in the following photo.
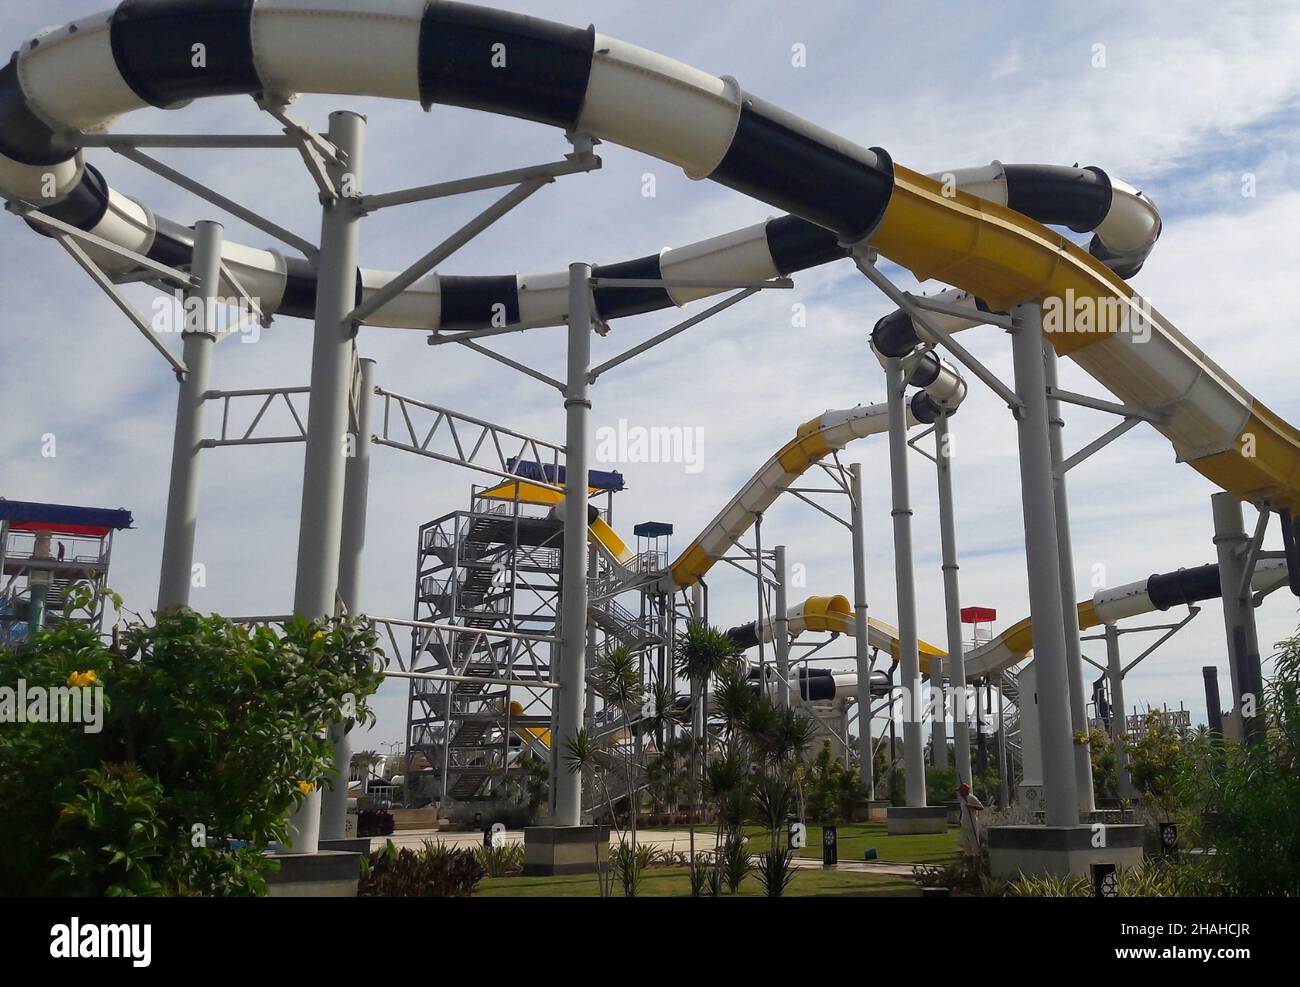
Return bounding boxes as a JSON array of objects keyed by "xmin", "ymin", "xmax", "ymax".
[{"xmin": 4, "ymin": 0, "xmax": 1300, "ymax": 748}]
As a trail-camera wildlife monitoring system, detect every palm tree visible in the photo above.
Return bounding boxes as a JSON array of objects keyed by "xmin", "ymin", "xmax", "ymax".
[
  {"xmin": 561, "ymin": 728, "xmax": 616, "ymax": 897},
  {"xmin": 590, "ymin": 646, "xmax": 646, "ymax": 865},
  {"xmin": 350, "ymin": 749, "xmax": 384, "ymax": 791},
  {"xmin": 673, "ymin": 620, "xmax": 743, "ymax": 889},
  {"xmin": 711, "ymin": 664, "xmax": 754, "ymax": 740}
]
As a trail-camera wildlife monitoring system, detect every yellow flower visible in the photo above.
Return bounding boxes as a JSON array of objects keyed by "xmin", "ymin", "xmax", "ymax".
[
  {"xmin": 312, "ymin": 630, "xmax": 326, "ymax": 641},
  {"xmin": 65, "ymin": 670, "xmax": 97, "ymax": 688},
  {"xmin": 295, "ymin": 779, "xmax": 314, "ymax": 796}
]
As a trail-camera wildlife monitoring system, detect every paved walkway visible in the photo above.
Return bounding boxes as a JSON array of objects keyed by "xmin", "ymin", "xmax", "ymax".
[{"xmin": 379, "ymin": 827, "xmax": 921, "ymax": 877}]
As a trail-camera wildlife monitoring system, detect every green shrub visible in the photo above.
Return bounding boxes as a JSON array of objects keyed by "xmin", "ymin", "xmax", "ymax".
[
  {"xmin": 754, "ymin": 846, "xmax": 797, "ymax": 898},
  {"xmin": 719, "ymin": 832, "xmax": 753, "ymax": 893},
  {"xmin": 0, "ymin": 594, "xmax": 382, "ymax": 896},
  {"xmin": 359, "ymin": 840, "xmax": 484, "ymax": 897},
  {"xmin": 474, "ymin": 841, "xmax": 525, "ymax": 878}
]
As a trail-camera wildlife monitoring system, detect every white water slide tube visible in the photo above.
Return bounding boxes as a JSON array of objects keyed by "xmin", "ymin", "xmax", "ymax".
[{"xmin": 5, "ymin": 3, "xmax": 1300, "ymax": 551}]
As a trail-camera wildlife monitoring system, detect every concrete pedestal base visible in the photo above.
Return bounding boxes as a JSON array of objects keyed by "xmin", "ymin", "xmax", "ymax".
[
  {"xmin": 852, "ymin": 799, "xmax": 894, "ymax": 822},
  {"xmin": 987, "ymin": 824, "xmax": 1144, "ymax": 879},
  {"xmin": 523, "ymin": 825, "xmax": 609, "ymax": 876},
  {"xmin": 265, "ymin": 850, "xmax": 361, "ymax": 897},
  {"xmin": 886, "ymin": 805, "xmax": 948, "ymax": 834}
]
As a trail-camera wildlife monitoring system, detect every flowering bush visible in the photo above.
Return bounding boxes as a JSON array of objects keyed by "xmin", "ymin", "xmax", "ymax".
[{"xmin": 0, "ymin": 590, "xmax": 383, "ymax": 896}]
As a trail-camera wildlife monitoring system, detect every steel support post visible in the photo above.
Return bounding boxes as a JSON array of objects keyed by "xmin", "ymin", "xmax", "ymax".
[
  {"xmin": 849, "ymin": 463, "xmax": 875, "ymax": 799},
  {"xmin": 1212, "ymin": 493, "xmax": 1263, "ymax": 745},
  {"xmin": 585, "ymin": 550, "xmax": 598, "ymax": 731},
  {"xmin": 995, "ymin": 677, "xmax": 1009, "ymax": 807},
  {"xmin": 1105, "ymin": 623, "xmax": 1134, "ymax": 799},
  {"xmin": 884, "ymin": 357, "xmax": 926, "ymax": 807},
  {"xmin": 1043, "ymin": 341, "xmax": 1096, "ymax": 812},
  {"xmin": 933, "ymin": 410, "xmax": 971, "ymax": 785},
  {"xmin": 1203, "ymin": 666, "xmax": 1224, "ymax": 738},
  {"xmin": 1009, "ymin": 302, "xmax": 1080, "ymax": 826},
  {"xmin": 29, "ymin": 583, "xmax": 49, "ymax": 631},
  {"xmin": 321, "ymin": 356, "xmax": 375, "ymax": 841},
  {"xmin": 774, "ymin": 545, "xmax": 791, "ymax": 708},
  {"xmin": 554, "ymin": 262, "xmax": 593, "ymax": 827},
  {"xmin": 288, "ymin": 111, "xmax": 366, "ymax": 853},
  {"xmin": 157, "ymin": 220, "xmax": 223, "ymax": 611}
]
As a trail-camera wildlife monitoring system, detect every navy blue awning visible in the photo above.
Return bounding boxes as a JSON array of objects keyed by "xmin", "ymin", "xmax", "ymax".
[
  {"xmin": 634, "ymin": 522, "xmax": 674, "ymax": 538},
  {"xmin": 0, "ymin": 499, "xmax": 134, "ymax": 534},
  {"xmin": 506, "ymin": 459, "xmax": 625, "ymax": 492}
]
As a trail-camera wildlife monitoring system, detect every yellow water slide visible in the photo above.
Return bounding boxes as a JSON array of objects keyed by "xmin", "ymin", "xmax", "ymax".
[{"xmin": 479, "ymin": 478, "xmax": 636, "ymax": 566}]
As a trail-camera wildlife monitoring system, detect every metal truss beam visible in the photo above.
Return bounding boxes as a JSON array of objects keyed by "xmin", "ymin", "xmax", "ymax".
[
  {"xmin": 373, "ymin": 387, "xmax": 565, "ymax": 489},
  {"xmin": 14, "ymin": 205, "xmax": 193, "ymax": 288},
  {"xmin": 54, "ymin": 234, "xmax": 188, "ymax": 377},
  {"xmin": 201, "ymin": 385, "xmax": 309, "ymax": 448},
  {"xmin": 347, "ymin": 178, "xmax": 548, "ymax": 327},
  {"xmin": 360, "ymin": 150, "xmax": 601, "ymax": 213}
]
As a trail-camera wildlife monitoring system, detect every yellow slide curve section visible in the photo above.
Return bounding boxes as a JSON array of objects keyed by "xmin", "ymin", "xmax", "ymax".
[
  {"xmin": 871, "ymin": 165, "xmax": 1300, "ymax": 511},
  {"xmin": 479, "ymin": 479, "xmax": 635, "ymax": 566}
]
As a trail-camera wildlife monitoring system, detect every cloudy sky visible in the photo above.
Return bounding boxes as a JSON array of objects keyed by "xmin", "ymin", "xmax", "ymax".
[{"xmin": 4, "ymin": 0, "xmax": 1300, "ymax": 750}]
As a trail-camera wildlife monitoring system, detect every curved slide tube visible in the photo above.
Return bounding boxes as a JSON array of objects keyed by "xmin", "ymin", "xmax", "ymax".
[
  {"xmin": 5, "ymin": 4, "xmax": 1300, "ymax": 531},
  {"xmin": 726, "ymin": 594, "xmax": 946, "ymax": 681},
  {"xmin": 964, "ymin": 558, "xmax": 1290, "ymax": 679}
]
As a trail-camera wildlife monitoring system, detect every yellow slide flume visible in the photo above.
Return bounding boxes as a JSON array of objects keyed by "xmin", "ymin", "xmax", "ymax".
[
  {"xmin": 480, "ymin": 479, "xmax": 636, "ymax": 566},
  {"xmin": 872, "ymin": 166, "xmax": 1300, "ymax": 511}
]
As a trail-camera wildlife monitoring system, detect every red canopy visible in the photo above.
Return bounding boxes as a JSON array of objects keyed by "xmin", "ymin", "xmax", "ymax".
[{"xmin": 960, "ymin": 606, "xmax": 997, "ymax": 624}]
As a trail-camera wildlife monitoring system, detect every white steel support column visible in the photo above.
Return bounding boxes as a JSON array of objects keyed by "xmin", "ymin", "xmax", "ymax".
[
  {"xmin": 1212, "ymin": 492, "xmax": 1263, "ymax": 746},
  {"xmin": 321, "ymin": 356, "xmax": 375, "ymax": 841},
  {"xmin": 1009, "ymin": 302, "xmax": 1080, "ymax": 827},
  {"xmin": 554, "ymin": 262, "xmax": 593, "ymax": 827},
  {"xmin": 1105, "ymin": 623, "xmax": 1134, "ymax": 799},
  {"xmin": 774, "ymin": 545, "xmax": 791, "ymax": 708},
  {"xmin": 849, "ymin": 463, "xmax": 875, "ymax": 799},
  {"xmin": 885, "ymin": 358, "xmax": 926, "ymax": 807},
  {"xmin": 1043, "ymin": 342, "xmax": 1096, "ymax": 813},
  {"xmin": 157, "ymin": 220, "xmax": 223, "ymax": 612},
  {"xmin": 933, "ymin": 410, "xmax": 971, "ymax": 786},
  {"xmin": 288, "ymin": 111, "xmax": 366, "ymax": 853}
]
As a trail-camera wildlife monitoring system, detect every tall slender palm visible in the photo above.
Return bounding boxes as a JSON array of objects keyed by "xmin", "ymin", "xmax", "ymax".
[
  {"xmin": 591, "ymin": 646, "xmax": 645, "ymax": 861},
  {"xmin": 673, "ymin": 620, "xmax": 743, "ymax": 888},
  {"xmin": 562, "ymin": 729, "xmax": 617, "ymax": 897}
]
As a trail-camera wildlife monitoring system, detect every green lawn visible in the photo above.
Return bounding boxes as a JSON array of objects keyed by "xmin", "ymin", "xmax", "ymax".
[
  {"xmin": 479, "ymin": 865, "xmax": 919, "ymax": 898},
  {"xmin": 644, "ymin": 822, "xmax": 961, "ymax": 865}
]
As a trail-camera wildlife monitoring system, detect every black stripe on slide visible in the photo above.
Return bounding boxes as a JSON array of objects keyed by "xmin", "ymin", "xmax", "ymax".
[
  {"xmin": 726, "ymin": 623, "xmax": 760, "ymax": 651},
  {"xmin": 418, "ymin": 1, "xmax": 594, "ymax": 129},
  {"xmin": 110, "ymin": 0, "xmax": 259, "ymax": 109},
  {"xmin": 146, "ymin": 214, "xmax": 195, "ymax": 268},
  {"xmin": 764, "ymin": 216, "xmax": 849, "ymax": 275},
  {"xmin": 1146, "ymin": 563, "xmax": 1223, "ymax": 611},
  {"xmin": 0, "ymin": 54, "xmax": 76, "ymax": 166},
  {"xmin": 591, "ymin": 253, "xmax": 671, "ymax": 321},
  {"xmin": 711, "ymin": 93, "xmax": 894, "ymax": 242},
  {"xmin": 1003, "ymin": 164, "xmax": 1112, "ymax": 234},
  {"xmin": 27, "ymin": 165, "xmax": 111, "ymax": 236},
  {"xmin": 276, "ymin": 266, "xmax": 371, "ymax": 321},
  {"xmin": 440, "ymin": 275, "xmax": 520, "ymax": 329},
  {"xmin": 280, "ymin": 256, "xmax": 318, "ymax": 320},
  {"xmin": 871, "ymin": 308, "xmax": 918, "ymax": 358},
  {"xmin": 800, "ymin": 671, "xmax": 836, "ymax": 702}
]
